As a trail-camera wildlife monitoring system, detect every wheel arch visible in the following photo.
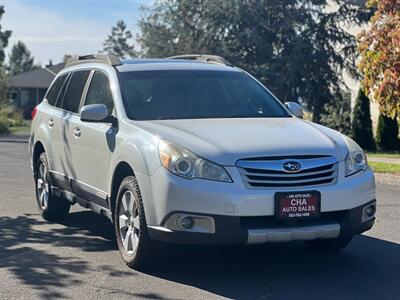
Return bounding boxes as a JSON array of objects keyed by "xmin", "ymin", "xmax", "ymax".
[
  {"xmin": 32, "ymin": 140, "xmax": 46, "ymax": 174},
  {"xmin": 109, "ymin": 161, "xmax": 135, "ymax": 222}
]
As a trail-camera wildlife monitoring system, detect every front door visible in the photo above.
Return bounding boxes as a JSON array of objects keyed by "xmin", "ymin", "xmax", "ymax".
[
  {"xmin": 57, "ymin": 70, "xmax": 91, "ymax": 190},
  {"xmin": 69, "ymin": 70, "xmax": 116, "ymax": 208}
]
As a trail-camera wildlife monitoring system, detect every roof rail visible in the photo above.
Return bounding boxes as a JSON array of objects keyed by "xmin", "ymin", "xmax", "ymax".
[
  {"xmin": 65, "ymin": 54, "xmax": 121, "ymax": 67},
  {"xmin": 167, "ymin": 54, "xmax": 232, "ymax": 66}
]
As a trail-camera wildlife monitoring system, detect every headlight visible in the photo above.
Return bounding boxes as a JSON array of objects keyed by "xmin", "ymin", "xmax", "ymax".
[
  {"xmin": 343, "ymin": 135, "xmax": 368, "ymax": 177},
  {"xmin": 158, "ymin": 140, "xmax": 232, "ymax": 182}
]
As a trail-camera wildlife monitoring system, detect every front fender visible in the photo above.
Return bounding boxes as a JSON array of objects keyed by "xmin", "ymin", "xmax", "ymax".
[
  {"xmin": 107, "ymin": 129, "xmax": 161, "ymax": 196},
  {"xmin": 107, "ymin": 134, "xmax": 162, "ymax": 224}
]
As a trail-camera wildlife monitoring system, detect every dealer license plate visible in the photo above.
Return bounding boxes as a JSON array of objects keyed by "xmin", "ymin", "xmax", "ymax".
[{"xmin": 275, "ymin": 191, "xmax": 321, "ymax": 220}]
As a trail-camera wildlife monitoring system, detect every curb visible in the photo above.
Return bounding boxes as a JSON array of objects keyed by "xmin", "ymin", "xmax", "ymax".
[
  {"xmin": 0, "ymin": 135, "xmax": 29, "ymax": 144},
  {"xmin": 0, "ymin": 138, "xmax": 29, "ymax": 143},
  {"xmin": 0, "ymin": 132, "xmax": 29, "ymax": 143},
  {"xmin": 375, "ymin": 173, "xmax": 400, "ymax": 187}
]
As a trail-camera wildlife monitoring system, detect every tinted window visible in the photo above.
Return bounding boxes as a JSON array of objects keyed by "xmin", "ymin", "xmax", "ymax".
[
  {"xmin": 45, "ymin": 74, "xmax": 67, "ymax": 106},
  {"xmin": 85, "ymin": 71, "xmax": 114, "ymax": 114},
  {"xmin": 61, "ymin": 70, "xmax": 90, "ymax": 113},
  {"xmin": 120, "ymin": 70, "xmax": 289, "ymax": 120}
]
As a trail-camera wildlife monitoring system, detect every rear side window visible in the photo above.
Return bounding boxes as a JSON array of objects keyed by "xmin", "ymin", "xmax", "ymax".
[
  {"xmin": 84, "ymin": 71, "xmax": 114, "ymax": 114},
  {"xmin": 61, "ymin": 70, "xmax": 90, "ymax": 113},
  {"xmin": 45, "ymin": 74, "xmax": 67, "ymax": 106}
]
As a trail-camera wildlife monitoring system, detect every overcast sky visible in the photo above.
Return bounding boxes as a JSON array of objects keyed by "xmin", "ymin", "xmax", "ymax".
[{"xmin": 2, "ymin": 0, "xmax": 149, "ymax": 66}]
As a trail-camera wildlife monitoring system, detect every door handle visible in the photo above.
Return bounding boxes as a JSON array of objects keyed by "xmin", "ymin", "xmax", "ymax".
[
  {"xmin": 48, "ymin": 119, "xmax": 54, "ymax": 128},
  {"xmin": 73, "ymin": 127, "xmax": 81, "ymax": 138}
]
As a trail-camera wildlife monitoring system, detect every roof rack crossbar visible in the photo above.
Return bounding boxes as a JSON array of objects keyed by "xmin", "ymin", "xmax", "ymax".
[
  {"xmin": 167, "ymin": 54, "xmax": 232, "ymax": 66},
  {"xmin": 65, "ymin": 54, "xmax": 121, "ymax": 67}
]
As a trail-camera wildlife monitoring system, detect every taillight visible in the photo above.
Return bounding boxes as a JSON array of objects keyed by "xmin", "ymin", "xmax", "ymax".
[{"xmin": 31, "ymin": 106, "xmax": 38, "ymax": 119}]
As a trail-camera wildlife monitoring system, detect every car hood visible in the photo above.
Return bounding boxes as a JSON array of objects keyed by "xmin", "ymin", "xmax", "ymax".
[{"xmin": 131, "ymin": 118, "xmax": 349, "ymax": 166}]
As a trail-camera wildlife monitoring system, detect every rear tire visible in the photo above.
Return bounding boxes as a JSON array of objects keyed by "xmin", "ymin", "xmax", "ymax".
[
  {"xmin": 304, "ymin": 236, "xmax": 353, "ymax": 252},
  {"xmin": 115, "ymin": 176, "xmax": 161, "ymax": 269},
  {"xmin": 35, "ymin": 152, "xmax": 70, "ymax": 221}
]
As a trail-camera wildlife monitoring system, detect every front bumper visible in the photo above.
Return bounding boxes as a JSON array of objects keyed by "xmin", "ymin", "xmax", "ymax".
[
  {"xmin": 148, "ymin": 201, "xmax": 376, "ymax": 245},
  {"xmin": 138, "ymin": 163, "xmax": 376, "ymax": 245}
]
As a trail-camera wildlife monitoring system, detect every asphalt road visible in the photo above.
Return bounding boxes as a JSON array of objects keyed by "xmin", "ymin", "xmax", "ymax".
[{"xmin": 0, "ymin": 142, "xmax": 399, "ymax": 300}]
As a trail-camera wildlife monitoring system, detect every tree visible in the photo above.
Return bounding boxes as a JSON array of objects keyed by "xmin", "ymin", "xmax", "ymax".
[
  {"xmin": 63, "ymin": 54, "xmax": 72, "ymax": 64},
  {"xmin": 358, "ymin": 0, "xmax": 400, "ymax": 117},
  {"xmin": 0, "ymin": 5, "xmax": 11, "ymax": 65},
  {"xmin": 376, "ymin": 114, "xmax": 399, "ymax": 151},
  {"xmin": 8, "ymin": 41, "xmax": 38, "ymax": 76},
  {"xmin": 351, "ymin": 89, "xmax": 375, "ymax": 150},
  {"xmin": 320, "ymin": 91, "xmax": 351, "ymax": 136},
  {"xmin": 138, "ymin": 0, "xmax": 370, "ymax": 122},
  {"xmin": 0, "ymin": 5, "xmax": 11, "ymax": 105},
  {"xmin": 102, "ymin": 20, "xmax": 137, "ymax": 59},
  {"xmin": 0, "ymin": 67, "xmax": 9, "ymax": 105}
]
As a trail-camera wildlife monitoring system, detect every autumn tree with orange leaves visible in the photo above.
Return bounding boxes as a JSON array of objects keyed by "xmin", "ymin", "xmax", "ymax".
[{"xmin": 358, "ymin": 0, "xmax": 400, "ymax": 116}]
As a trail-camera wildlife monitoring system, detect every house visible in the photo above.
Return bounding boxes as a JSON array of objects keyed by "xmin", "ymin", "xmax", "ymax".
[{"xmin": 10, "ymin": 63, "xmax": 64, "ymax": 118}]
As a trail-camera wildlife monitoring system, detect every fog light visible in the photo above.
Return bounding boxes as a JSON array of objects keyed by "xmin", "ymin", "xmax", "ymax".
[
  {"xmin": 165, "ymin": 214, "xmax": 215, "ymax": 233},
  {"xmin": 180, "ymin": 216, "xmax": 194, "ymax": 229},
  {"xmin": 365, "ymin": 205, "xmax": 375, "ymax": 217},
  {"xmin": 362, "ymin": 203, "xmax": 376, "ymax": 222}
]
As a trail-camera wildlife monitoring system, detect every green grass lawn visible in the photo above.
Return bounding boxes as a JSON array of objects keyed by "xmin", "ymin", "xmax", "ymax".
[
  {"xmin": 8, "ymin": 120, "xmax": 31, "ymax": 136},
  {"xmin": 9, "ymin": 126, "xmax": 30, "ymax": 135},
  {"xmin": 367, "ymin": 152, "xmax": 400, "ymax": 159},
  {"xmin": 369, "ymin": 161, "xmax": 400, "ymax": 174}
]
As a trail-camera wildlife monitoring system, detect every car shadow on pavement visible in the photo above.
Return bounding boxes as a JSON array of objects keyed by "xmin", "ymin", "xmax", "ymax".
[
  {"xmin": 145, "ymin": 235, "xmax": 400, "ymax": 300},
  {"xmin": 0, "ymin": 211, "xmax": 115, "ymax": 299},
  {"xmin": 1, "ymin": 211, "xmax": 399, "ymax": 300}
]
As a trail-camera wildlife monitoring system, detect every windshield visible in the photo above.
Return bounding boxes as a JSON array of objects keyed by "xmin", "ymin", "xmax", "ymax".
[{"xmin": 119, "ymin": 70, "xmax": 290, "ymax": 120}]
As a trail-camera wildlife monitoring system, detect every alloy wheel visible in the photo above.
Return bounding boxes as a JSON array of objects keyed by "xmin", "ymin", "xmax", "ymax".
[
  {"xmin": 37, "ymin": 162, "xmax": 49, "ymax": 210},
  {"xmin": 118, "ymin": 190, "xmax": 140, "ymax": 254}
]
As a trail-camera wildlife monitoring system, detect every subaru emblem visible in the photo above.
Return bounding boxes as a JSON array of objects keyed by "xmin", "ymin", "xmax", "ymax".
[{"xmin": 283, "ymin": 161, "xmax": 302, "ymax": 173}]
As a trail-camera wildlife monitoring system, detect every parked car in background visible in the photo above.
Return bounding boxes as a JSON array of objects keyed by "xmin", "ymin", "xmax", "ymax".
[{"xmin": 29, "ymin": 54, "xmax": 376, "ymax": 269}]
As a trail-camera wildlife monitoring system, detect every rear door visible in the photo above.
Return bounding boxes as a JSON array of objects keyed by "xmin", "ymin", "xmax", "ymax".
[
  {"xmin": 69, "ymin": 70, "xmax": 116, "ymax": 208},
  {"xmin": 42, "ymin": 73, "xmax": 70, "ymax": 185}
]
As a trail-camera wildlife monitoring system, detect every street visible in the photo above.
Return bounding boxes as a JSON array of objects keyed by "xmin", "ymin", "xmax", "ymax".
[{"xmin": 0, "ymin": 142, "xmax": 399, "ymax": 300}]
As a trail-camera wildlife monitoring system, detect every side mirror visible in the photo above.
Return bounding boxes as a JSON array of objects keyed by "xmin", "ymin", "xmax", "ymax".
[
  {"xmin": 80, "ymin": 104, "xmax": 109, "ymax": 123},
  {"xmin": 285, "ymin": 102, "xmax": 304, "ymax": 119}
]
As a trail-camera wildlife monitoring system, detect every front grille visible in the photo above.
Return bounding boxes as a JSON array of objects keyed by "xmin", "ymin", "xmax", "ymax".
[{"xmin": 237, "ymin": 156, "xmax": 338, "ymax": 189}]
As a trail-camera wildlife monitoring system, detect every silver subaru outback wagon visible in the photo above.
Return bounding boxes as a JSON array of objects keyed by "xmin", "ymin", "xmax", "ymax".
[{"xmin": 29, "ymin": 54, "xmax": 376, "ymax": 269}]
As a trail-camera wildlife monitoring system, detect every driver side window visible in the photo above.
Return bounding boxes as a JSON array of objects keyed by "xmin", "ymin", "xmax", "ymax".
[{"xmin": 85, "ymin": 71, "xmax": 114, "ymax": 114}]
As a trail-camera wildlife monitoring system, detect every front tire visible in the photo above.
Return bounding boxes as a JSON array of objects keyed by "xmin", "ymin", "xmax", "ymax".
[
  {"xmin": 35, "ymin": 152, "xmax": 70, "ymax": 221},
  {"xmin": 115, "ymin": 176, "xmax": 159, "ymax": 269},
  {"xmin": 304, "ymin": 236, "xmax": 353, "ymax": 252}
]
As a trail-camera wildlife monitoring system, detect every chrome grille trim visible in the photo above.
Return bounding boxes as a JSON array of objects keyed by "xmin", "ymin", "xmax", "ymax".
[
  {"xmin": 241, "ymin": 168, "xmax": 334, "ymax": 178},
  {"xmin": 237, "ymin": 156, "xmax": 338, "ymax": 189}
]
